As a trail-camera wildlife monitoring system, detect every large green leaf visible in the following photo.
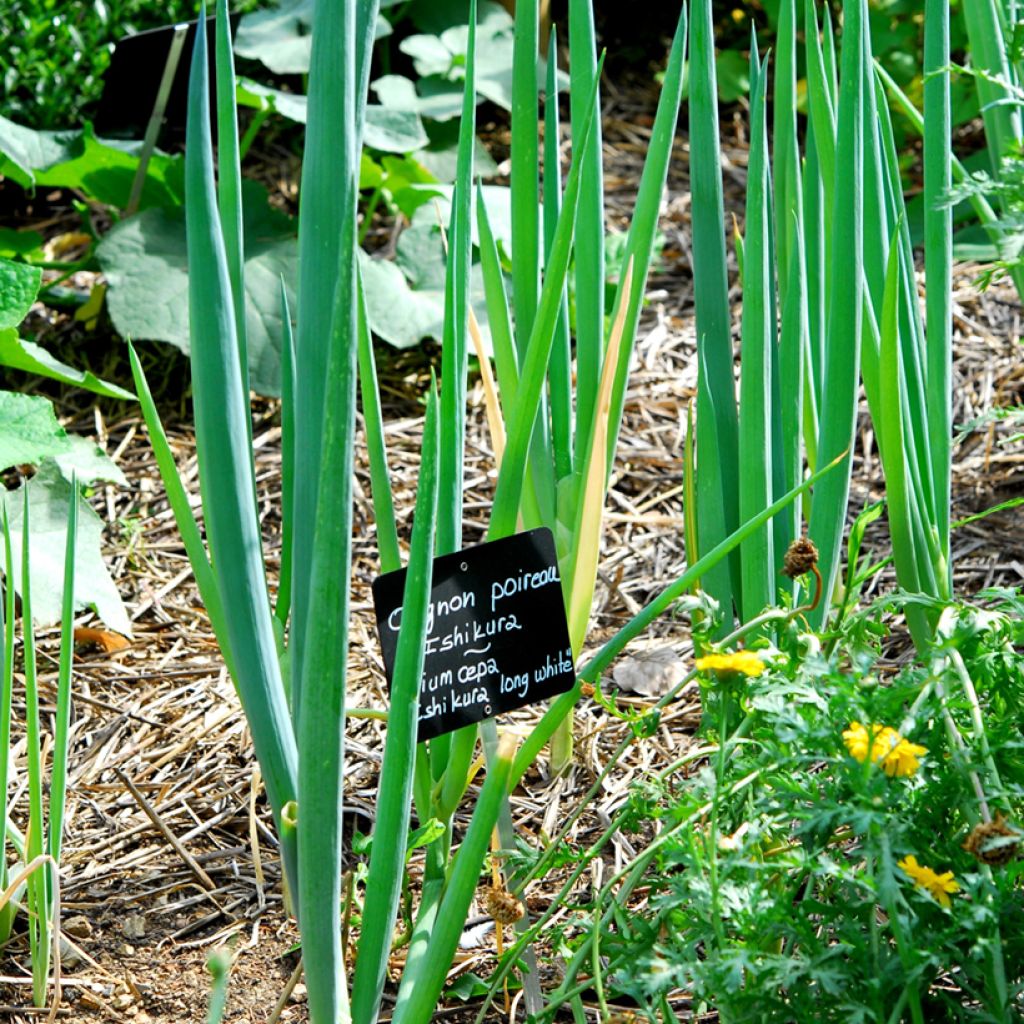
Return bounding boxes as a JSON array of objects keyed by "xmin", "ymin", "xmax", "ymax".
[
  {"xmin": 364, "ymin": 107, "xmax": 430, "ymax": 152},
  {"xmin": 35, "ymin": 125, "xmax": 183, "ymax": 211},
  {"xmin": 0, "ymin": 258, "xmax": 41, "ymax": 328},
  {"xmin": 373, "ymin": 73, "xmax": 466, "ymax": 123},
  {"xmin": 96, "ymin": 181, "xmax": 296, "ymax": 397},
  {"xmin": 0, "ymin": 391, "xmax": 127, "ymax": 485},
  {"xmin": 237, "ymin": 80, "xmax": 429, "ymax": 153},
  {"xmin": 358, "ymin": 222, "xmax": 490, "ymax": 350},
  {"xmin": 397, "ymin": 0, "xmax": 563, "ymax": 112},
  {"xmin": 0, "ymin": 119, "xmax": 182, "ymax": 211},
  {"xmin": 412, "ymin": 184, "xmax": 515, "ymax": 255},
  {"xmin": 0, "ymin": 115, "xmax": 76, "ymax": 189},
  {"xmin": 0, "ymin": 391, "xmax": 66, "ymax": 470},
  {"xmin": 0, "ymin": 462, "xmax": 130, "ymax": 634},
  {"xmin": 100, "ymin": 180, "xmax": 493, "ymax": 384},
  {"xmin": 234, "ymin": 0, "xmax": 391, "ymax": 75},
  {"xmin": 0, "ymin": 333, "xmax": 136, "ymax": 401},
  {"xmin": 0, "ymin": 228, "xmax": 43, "ymax": 259},
  {"xmin": 413, "ymin": 118, "xmax": 498, "ymax": 182}
]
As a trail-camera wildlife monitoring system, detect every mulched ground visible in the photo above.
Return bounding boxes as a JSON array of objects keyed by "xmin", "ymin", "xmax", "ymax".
[{"xmin": 2, "ymin": 70, "xmax": 1023, "ymax": 1023}]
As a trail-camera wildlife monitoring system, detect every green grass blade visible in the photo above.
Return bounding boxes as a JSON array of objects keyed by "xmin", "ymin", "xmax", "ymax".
[
  {"xmin": 477, "ymin": 196, "xmax": 553, "ymax": 530},
  {"xmin": 565, "ymin": 260, "xmax": 633, "ymax": 654},
  {"xmin": 923, "ymin": 0, "xmax": 952, "ymax": 589},
  {"xmin": 875, "ymin": 57, "xmax": 1024, "ymax": 302},
  {"xmin": 292, "ymin": 0, "xmax": 366, "ymax": 691},
  {"xmin": 690, "ymin": 0, "xmax": 738, "ymax": 625},
  {"xmin": 357, "ymin": 269, "xmax": 401, "ymax": 575},
  {"xmin": 875, "ymin": 63, "xmax": 999, "ymax": 224},
  {"xmin": 185, "ymin": 7, "xmax": 298, "ymax": 892},
  {"xmin": 437, "ymin": 0, "xmax": 477, "ymax": 556},
  {"xmin": 292, "ymin": 5, "xmax": 366, "ymax": 1021},
  {"xmin": 0, "ymin": 504, "xmax": 13, "ymax": 940},
  {"xmin": 859, "ymin": 22, "xmax": 887, "ymax": 314},
  {"xmin": 773, "ymin": 0, "xmax": 798, "ymax": 301},
  {"xmin": 477, "ymin": 183, "xmax": 519, "ymax": 408},
  {"xmin": 774, "ymin": 6, "xmax": 808, "ymax": 563},
  {"xmin": 392, "ymin": 736, "xmax": 516, "ymax": 1024},
  {"xmin": 876, "ymin": 90, "xmax": 936, "ymax": 528},
  {"xmin": 544, "ymin": 28, "xmax": 573, "ymax": 484},
  {"xmin": 804, "ymin": 0, "xmax": 836, "ymax": 239},
  {"xmin": 437, "ymin": 725, "xmax": 480, "ymax": 821},
  {"xmin": 682, "ymin": 401, "xmax": 699, "ymax": 592},
  {"xmin": 19, "ymin": 489, "xmax": 49, "ymax": 1006},
  {"xmin": 127, "ymin": 343, "xmax": 232, "ymax": 671},
  {"xmin": 351, "ymin": 382, "xmax": 439, "ymax": 1024},
  {"xmin": 822, "ymin": 2, "xmax": 839, "ymax": 103},
  {"xmin": 803, "ymin": 118, "xmax": 826, "ymax": 423},
  {"xmin": 806, "ymin": 0, "xmax": 865, "ymax": 630},
  {"xmin": 510, "ymin": 0, "xmax": 540, "ymax": 351},
  {"xmin": 47, "ymin": 473, "xmax": 77, "ymax": 871},
  {"xmin": 275, "ymin": 280, "xmax": 296, "ymax": 629},
  {"xmin": 777, "ymin": 209, "xmax": 806, "ymax": 568},
  {"xmin": 875, "ymin": 238, "xmax": 930, "ymax": 649},
  {"xmin": 736, "ymin": 51, "xmax": 774, "ymax": 622},
  {"xmin": 355, "ymin": 1, "xmax": 382, "ymax": 150},
  {"xmin": 962, "ymin": 0, "xmax": 1022, "ymax": 179},
  {"xmin": 215, "ymin": 0, "xmax": 248, "ymax": 396},
  {"xmin": 489, "ymin": 59, "xmax": 603, "ymax": 541},
  {"xmin": 476, "ymin": 186, "xmax": 547, "ymax": 534},
  {"xmin": 568, "ymin": 0, "xmax": 604, "ymax": 466}
]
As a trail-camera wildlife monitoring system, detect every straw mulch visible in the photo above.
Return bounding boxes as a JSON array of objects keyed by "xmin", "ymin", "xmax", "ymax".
[{"xmin": 2, "ymin": 72, "xmax": 1022, "ymax": 1024}]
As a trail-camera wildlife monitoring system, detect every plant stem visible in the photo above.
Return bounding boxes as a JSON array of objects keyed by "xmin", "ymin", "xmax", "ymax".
[
  {"xmin": 706, "ymin": 694, "xmax": 731, "ymax": 1021},
  {"xmin": 865, "ymin": 852, "xmax": 886, "ymax": 1024},
  {"xmin": 238, "ymin": 108, "xmax": 270, "ymax": 162},
  {"xmin": 878, "ymin": 833, "xmax": 926, "ymax": 1024}
]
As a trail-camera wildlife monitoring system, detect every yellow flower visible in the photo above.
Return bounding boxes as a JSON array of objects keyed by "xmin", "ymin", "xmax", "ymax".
[
  {"xmin": 842, "ymin": 722, "xmax": 926, "ymax": 778},
  {"xmin": 882, "ymin": 736, "xmax": 928, "ymax": 778},
  {"xmin": 897, "ymin": 855, "xmax": 960, "ymax": 909},
  {"xmin": 695, "ymin": 650, "xmax": 765, "ymax": 679},
  {"xmin": 843, "ymin": 721, "xmax": 894, "ymax": 763}
]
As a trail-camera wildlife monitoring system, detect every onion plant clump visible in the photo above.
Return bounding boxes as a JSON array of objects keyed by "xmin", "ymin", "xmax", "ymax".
[
  {"xmin": 479, "ymin": 0, "xmax": 1023, "ymax": 1019},
  {"xmin": 127, "ymin": 0, "xmax": 854, "ymax": 1020},
  {"xmin": 687, "ymin": 0, "xmax": 953, "ymax": 655}
]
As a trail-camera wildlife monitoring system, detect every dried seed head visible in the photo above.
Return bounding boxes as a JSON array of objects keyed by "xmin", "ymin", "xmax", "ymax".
[
  {"xmin": 962, "ymin": 814, "xmax": 1020, "ymax": 867},
  {"xmin": 782, "ymin": 537, "xmax": 819, "ymax": 579},
  {"xmin": 483, "ymin": 885, "xmax": 525, "ymax": 925}
]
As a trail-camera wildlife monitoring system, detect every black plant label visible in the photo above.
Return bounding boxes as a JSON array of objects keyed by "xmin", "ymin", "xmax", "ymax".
[{"xmin": 371, "ymin": 527, "xmax": 575, "ymax": 741}]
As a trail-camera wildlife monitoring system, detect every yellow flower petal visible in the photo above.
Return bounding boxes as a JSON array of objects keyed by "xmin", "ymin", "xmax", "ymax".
[
  {"xmin": 843, "ymin": 722, "xmax": 870, "ymax": 762},
  {"xmin": 882, "ymin": 738, "xmax": 928, "ymax": 778},
  {"xmin": 898, "ymin": 854, "xmax": 959, "ymax": 908},
  {"xmin": 844, "ymin": 722, "xmax": 926, "ymax": 777},
  {"xmin": 695, "ymin": 650, "xmax": 765, "ymax": 679}
]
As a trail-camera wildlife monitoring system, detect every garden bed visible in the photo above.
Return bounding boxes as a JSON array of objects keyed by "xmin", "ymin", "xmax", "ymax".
[{"xmin": 2, "ymin": 63, "xmax": 1023, "ymax": 1021}]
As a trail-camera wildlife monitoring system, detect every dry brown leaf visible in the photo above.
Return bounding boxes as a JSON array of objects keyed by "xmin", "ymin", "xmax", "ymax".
[{"xmin": 74, "ymin": 627, "xmax": 132, "ymax": 654}]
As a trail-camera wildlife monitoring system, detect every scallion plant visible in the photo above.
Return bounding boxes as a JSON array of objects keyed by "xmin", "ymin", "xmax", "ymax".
[
  {"xmin": 686, "ymin": 0, "xmax": 954, "ymax": 654},
  {"xmin": 956, "ymin": 0, "xmax": 1024, "ymax": 301},
  {"xmin": 132, "ymin": 2, "xmax": 846, "ymax": 1021},
  {"xmin": 0, "ymin": 478, "xmax": 78, "ymax": 1011}
]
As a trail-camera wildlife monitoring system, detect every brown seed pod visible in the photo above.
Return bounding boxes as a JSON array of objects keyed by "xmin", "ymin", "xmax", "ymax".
[
  {"xmin": 962, "ymin": 814, "xmax": 1020, "ymax": 867},
  {"xmin": 483, "ymin": 885, "xmax": 525, "ymax": 925},
  {"xmin": 782, "ymin": 537, "xmax": 819, "ymax": 579}
]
